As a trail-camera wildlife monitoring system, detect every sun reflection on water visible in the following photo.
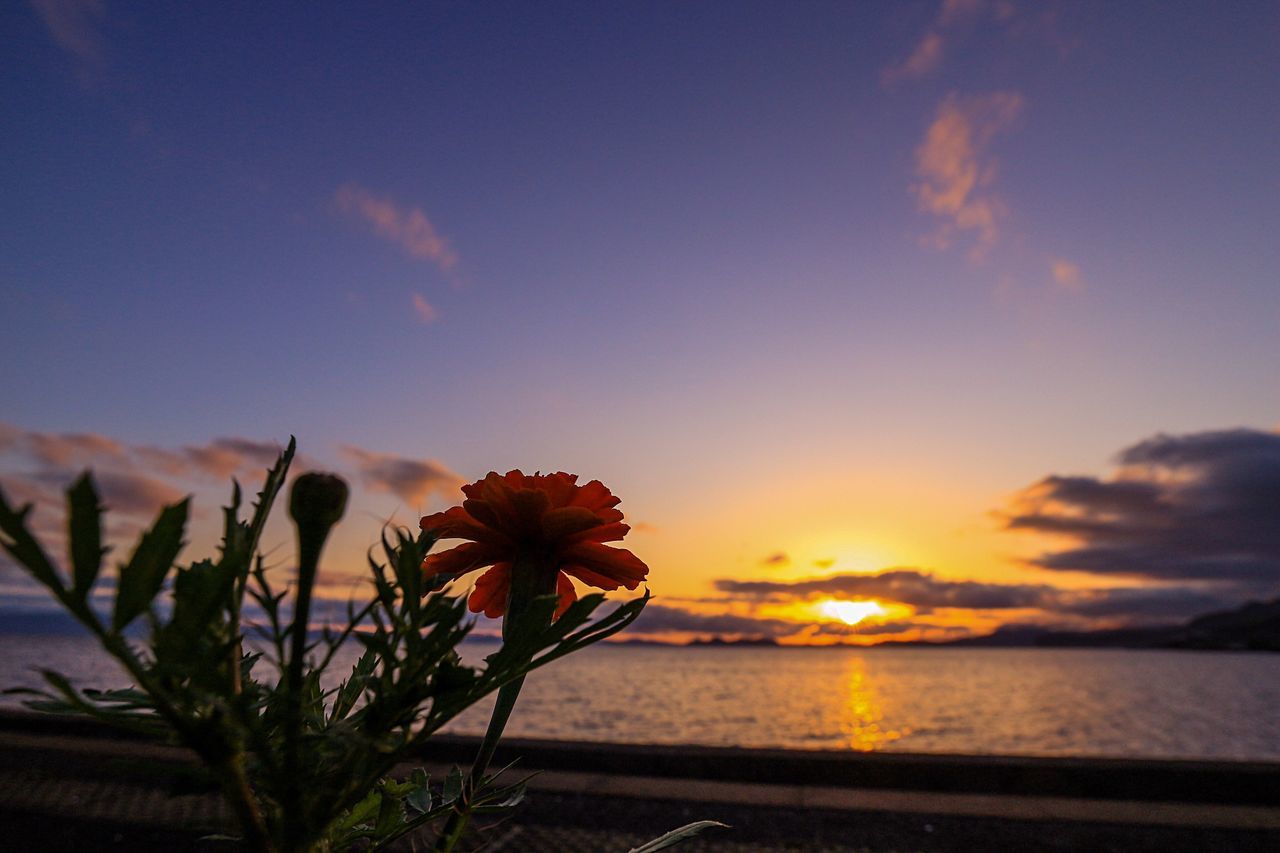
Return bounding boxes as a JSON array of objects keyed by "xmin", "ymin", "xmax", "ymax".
[{"xmin": 840, "ymin": 656, "xmax": 908, "ymax": 750}]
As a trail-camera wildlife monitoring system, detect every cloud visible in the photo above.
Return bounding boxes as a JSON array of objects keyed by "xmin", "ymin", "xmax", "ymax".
[
  {"xmin": 633, "ymin": 604, "xmax": 804, "ymax": 638},
  {"xmin": 717, "ymin": 568, "xmax": 1056, "ymax": 612},
  {"xmin": 1050, "ymin": 258, "xmax": 1082, "ymax": 291},
  {"xmin": 29, "ymin": 0, "xmax": 106, "ymax": 64},
  {"xmin": 76, "ymin": 470, "xmax": 185, "ymax": 516},
  {"xmin": 1002, "ymin": 428, "xmax": 1280, "ymax": 593},
  {"xmin": 411, "ymin": 292, "xmax": 439, "ymax": 324},
  {"xmin": 913, "ymin": 91, "xmax": 1024, "ymax": 258},
  {"xmin": 881, "ymin": 0, "xmax": 1002, "ymax": 85},
  {"xmin": 334, "ymin": 183, "xmax": 458, "ymax": 271},
  {"xmin": 633, "ymin": 603, "xmax": 959, "ymax": 641},
  {"xmin": 137, "ymin": 437, "xmax": 291, "ymax": 479},
  {"xmin": 341, "ymin": 446, "xmax": 464, "ymax": 507},
  {"xmin": 760, "ymin": 551, "xmax": 789, "ymax": 567},
  {"xmin": 24, "ymin": 430, "xmax": 124, "ymax": 466},
  {"xmin": 714, "ymin": 564, "xmax": 1235, "ymax": 625},
  {"xmin": 882, "ymin": 31, "xmax": 946, "ymax": 84}
]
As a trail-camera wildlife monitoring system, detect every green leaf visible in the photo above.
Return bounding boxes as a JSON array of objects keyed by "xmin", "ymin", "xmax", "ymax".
[
  {"xmin": 244, "ymin": 437, "xmax": 295, "ymax": 559},
  {"xmin": 374, "ymin": 784, "xmax": 403, "ymax": 836},
  {"xmin": 0, "ymin": 489, "xmax": 65, "ymax": 596},
  {"xmin": 337, "ymin": 788, "xmax": 381, "ymax": 831},
  {"xmin": 67, "ymin": 474, "xmax": 105, "ymax": 602},
  {"xmin": 404, "ymin": 769, "xmax": 432, "ymax": 814},
  {"xmin": 627, "ymin": 821, "xmax": 730, "ymax": 853},
  {"xmin": 113, "ymin": 498, "xmax": 189, "ymax": 631},
  {"xmin": 330, "ymin": 648, "xmax": 378, "ymax": 722},
  {"xmin": 442, "ymin": 765, "xmax": 464, "ymax": 805}
]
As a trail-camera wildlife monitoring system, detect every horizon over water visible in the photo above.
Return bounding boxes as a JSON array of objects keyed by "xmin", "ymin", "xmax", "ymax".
[{"xmin": 1, "ymin": 634, "xmax": 1277, "ymax": 762}]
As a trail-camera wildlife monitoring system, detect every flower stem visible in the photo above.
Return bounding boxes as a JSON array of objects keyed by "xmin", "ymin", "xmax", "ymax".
[
  {"xmin": 433, "ymin": 675, "xmax": 525, "ymax": 852},
  {"xmin": 434, "ymin": 555, "xmax": 555, "ymax": 851}
]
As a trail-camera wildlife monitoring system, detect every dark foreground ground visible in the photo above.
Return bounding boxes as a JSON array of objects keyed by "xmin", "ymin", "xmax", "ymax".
[{"xmin": 1, "ymin": 711, "xmax": 1277, "ymax": 852}]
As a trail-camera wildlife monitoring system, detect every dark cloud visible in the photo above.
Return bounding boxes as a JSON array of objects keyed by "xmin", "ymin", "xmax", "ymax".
[
  {"xmin": 633, "ymin": 603, "xmax": 955, "ymax": 641},
  {"xmin": 341, "ymin": 446, "xmax": 464, "ymax": 507},
  {"xmin": 1004, "ymin": 428, "xmax": 1280, "ymax": 590},
  {"xmin": 760, "ymin": 552, "xmax": 789, "ymax": 566},
  {"xmin": 633, "ymin": 604, "xmax": 803, "ymax": 638},
  {"xmin": 717, "ymin": 568, "xmax": 1058, "ymax": 612},
  {"xmin": 714, "ymin": 566, "xmax": 1234, "ymax": 625},
  {"xmin": 1052, "ymin": 587, "xmax": 1236, "ymax": 622}
]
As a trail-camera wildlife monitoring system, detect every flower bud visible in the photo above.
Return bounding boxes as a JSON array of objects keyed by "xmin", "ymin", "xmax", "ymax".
[{"xmin": 289, "ymin": 472, "xmax": 349, "ymax": 532}]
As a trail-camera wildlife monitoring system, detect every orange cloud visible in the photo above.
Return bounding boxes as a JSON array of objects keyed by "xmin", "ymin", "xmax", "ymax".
[
  {"xmin": 882, "ymin": 32, "xmax": 945, "ymax": 84},
  {"xmin": 410, "ymin": 292, "xmax": 439, "ymax": 324},
  {"xmin": 334, "ymin": 182, "xmax": 458, "ymax": 271},
  {"xmin": 1050, "ymin": 258, "xmax": 1083, "ymax": 291},
  {"xmin": 912, "ymin": 91, "xmax": 1024, "ymax": 258},
  {"xmin": 340, "ymin": 446, "xmax": 464, "ymax": 507},
  {"xmin": 881, "ymin": 0, "xmax": 996, "ymax": 85}
]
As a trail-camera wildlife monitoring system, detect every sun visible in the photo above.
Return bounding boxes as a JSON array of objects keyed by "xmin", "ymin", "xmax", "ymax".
[{"xmin": 818, "ymin": 599, "xmax": 885, "ymax": 626}]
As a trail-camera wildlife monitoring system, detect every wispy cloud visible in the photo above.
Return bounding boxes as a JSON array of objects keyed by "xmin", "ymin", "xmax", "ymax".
[
  {"xmin": 760, "ymin": 551, "xmax": 789, "ymax": 567},
  {"xmin": 881, "ymin": 0, "xmax": 998, "ymax": 85},
  {"xmin": 1049, "ymin": 257, "xmax": 1083, "ymax": 291},
  {"xmin": 28, "ymin": 469, "xmax": 185, "ymax": 516},
  {"xmin": 28, "ymin": 0, "xmax": 106, "ymax": 65},
  {"xmin": 334, "ymin": 182, "xmax": 458, "ymax": 272},
  {"xmin": 882, "ymin": 31, "xmax": 946, "ymax": 84},
  {"xmin": 410, "ymin": 292, "xmax": 439, "ymax": 324},
  {"xmin": 340, "ymin": 446, "xmax": 464, "ymax": 508},
  {"xmin": 0, "ymin": 423, "xmax": 296, "ymax": 518},
  {"xmin": 913, "ymin": 91, "xmax": 1024, "ymax": 258}
]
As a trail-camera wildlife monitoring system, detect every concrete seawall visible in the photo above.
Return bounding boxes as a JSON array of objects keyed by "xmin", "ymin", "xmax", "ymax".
[{"xmin": 2, "ymin": 710, "xmax": 1278, "ymax": 851}]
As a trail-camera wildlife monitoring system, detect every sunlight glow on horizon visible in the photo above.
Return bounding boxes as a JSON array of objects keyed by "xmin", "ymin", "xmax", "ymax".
[{"xmin": 818, "ymin": 599, "xmax": 886, "ymax": 626}]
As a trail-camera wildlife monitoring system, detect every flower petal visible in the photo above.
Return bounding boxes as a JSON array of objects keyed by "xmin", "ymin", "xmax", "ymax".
[
  {"xmin": 561, "ymin": 563, "xmax": 623, "ymax": 591},
  {"xmin": 561, "ymin": 541, "xmax": 649, "ymax": 588},
  {"xmin": 535, "ymin": 472, "xmax": 579, "ymax": 508},
  {"xmin": 554, "ymin": 571, "xmax": 578, "ymax": 618},
  {"xmin": 542, "ymin": 506, "xmax": 606, "ymax": 541},
  {"xmin": 569, "ymin": 479, "xmax": 621, "ymax": 512},
  {"xmin": 422, "ymin": 541, "xmax": 506, "ymax": 578},
  {"xmin": 420, "ymin": 505, "xmax": 504, "ymax": 543},
  {"xmin": 564, "ymin": 521, "xmax": 629, "ymax": 545},
  {"xmin": 468, "ymin": 563, "xmax": 512, "ymax": 618}
]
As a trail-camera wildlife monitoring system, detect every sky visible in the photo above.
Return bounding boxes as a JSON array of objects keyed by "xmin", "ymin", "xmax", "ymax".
[{"xmin": 3, "ymin": 0, "xmax": 1279, "ymax": 644}]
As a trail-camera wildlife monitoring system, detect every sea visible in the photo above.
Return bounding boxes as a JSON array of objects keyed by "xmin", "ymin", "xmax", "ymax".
[{"xmin": 2, "ymin": 635, "xmax": 1277, "ymax": 762}]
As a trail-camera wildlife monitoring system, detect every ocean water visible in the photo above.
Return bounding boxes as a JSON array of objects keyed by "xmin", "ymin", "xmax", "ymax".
[{"xmin": 2, "ymin": 634, "xmax": 1278, "ymax": 761}]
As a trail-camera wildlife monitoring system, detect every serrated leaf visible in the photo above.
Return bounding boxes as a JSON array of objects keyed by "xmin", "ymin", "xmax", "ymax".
[
  {"xmin": 244, "ymin": 438, "xmax": 294, "ymax": 558},
  {"xmin": 442, "ymin": 765, "xmax": 464, "ymax": 805},
  {"xmin": 404, "ymin": 769, "xmax": 432, "ymax": 814},
  {"xmin": 66, "ymin": 474, "xmax": 105, "ymax": 602},
  {"xmin": 0, "ymin": 490, "xmax": 65, "ymax": 596},
  {"xmin": 627, "ymin": 821, "xmax": 730, "ymax": 853},
  {"xmin": 374, "ymin": 786, "xmax": 404, "ymax": 836},
  {"xmin": 338, "ymin": 788, "xmax": 382, "ymax": 831},
  {"xmin": 113, "ymin": 498, "xmax": 189, "ymax": 631}
]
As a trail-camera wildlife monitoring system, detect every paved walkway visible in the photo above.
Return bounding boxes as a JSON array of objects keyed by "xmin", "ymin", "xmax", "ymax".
[{"xmin": 2, "ymin": 722, "xmax": 1278, "ymax": 851}]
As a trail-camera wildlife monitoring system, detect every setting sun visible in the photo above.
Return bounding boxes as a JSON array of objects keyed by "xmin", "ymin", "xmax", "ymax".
[{"xmin": 818, "ymin": 599, "xmax": 885, "ymax": 626}]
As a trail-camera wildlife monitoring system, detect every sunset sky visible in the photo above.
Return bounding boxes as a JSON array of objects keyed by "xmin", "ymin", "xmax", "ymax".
[{"xmin": 3, "ymin": 1, "xmax": 1279, "ymax": 644}]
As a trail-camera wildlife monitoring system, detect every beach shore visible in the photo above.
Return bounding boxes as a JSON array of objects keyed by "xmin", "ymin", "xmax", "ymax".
[{"xmin": 2, "ymin": 710, "xmax": 1277, "ymax": 851}]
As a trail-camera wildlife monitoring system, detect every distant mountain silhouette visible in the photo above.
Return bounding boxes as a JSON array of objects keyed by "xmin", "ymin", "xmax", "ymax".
[{"xmin": 898, "ymin": 598, "xmax": 1280, "ymax": 652}]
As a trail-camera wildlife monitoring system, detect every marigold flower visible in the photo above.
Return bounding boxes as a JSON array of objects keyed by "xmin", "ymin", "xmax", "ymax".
[{"xmin": 420, "ymin": 470, "xmax": 648, "ymax": 619}]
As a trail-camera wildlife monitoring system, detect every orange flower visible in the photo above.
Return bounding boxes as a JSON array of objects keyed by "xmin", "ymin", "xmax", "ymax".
[{"xmin": 420, "ymin": 471, "xmax": 648, "ymax": 619}]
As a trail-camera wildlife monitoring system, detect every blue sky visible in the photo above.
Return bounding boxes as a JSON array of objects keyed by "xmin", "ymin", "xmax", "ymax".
[{"xmin": 3, "ymin": 1, "xmax": 1279, "ymax": 642}]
